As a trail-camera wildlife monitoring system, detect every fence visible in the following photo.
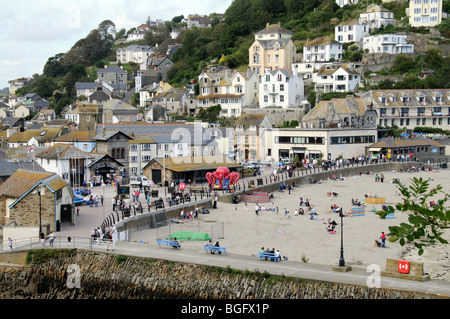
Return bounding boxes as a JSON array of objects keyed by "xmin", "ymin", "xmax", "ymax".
[{"xmin": 0, "ymin": 230, "xmax": 129, "ymax": 253}]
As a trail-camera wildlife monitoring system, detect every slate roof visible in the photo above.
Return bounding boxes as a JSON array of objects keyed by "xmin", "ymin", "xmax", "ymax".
[
  {"xmin": 235, "ymin": 114, "xmax": 268, "ymax": 127},
  {"xmin": 305, "ymin": 36, "xmax": 340, "ymax": 47},
  {"xmin": 95, "ymin": 123, "xmax": 212, "ymax": 146},
  {"xmin": 97, "ymin": 65, "xmax": 128, "ymax": 74},
  {"xmin": 146, "ymin": 155, "xmax": 239, "ymax": 172},
  {"xmin": 35, "ymin": 143, "xmax": 95, "ymax": 160},
  {"xmin": 255, "ymin": 23, "xmax": 294, "ymax": 36},
  {"xmin": 0, "ymin": 169, "xmax": 68, "ymax": 199},
  {"xmin": 369, "ymin": 138, "xmax": 445, "ymax": 149},
  {"xmin": 54, "ymin": 131, "xmax": 96, "ymax": 142}
]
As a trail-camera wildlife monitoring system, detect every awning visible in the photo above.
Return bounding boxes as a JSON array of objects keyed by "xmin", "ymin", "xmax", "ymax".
[{"xmin": 369, "ymin": 148, "xmax": 382, "ymax": 152}]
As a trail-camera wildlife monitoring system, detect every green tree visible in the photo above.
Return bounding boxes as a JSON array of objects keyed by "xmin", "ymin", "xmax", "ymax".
[{"xmin": 376, "ymin": 177, "xmax": 450, "ymax": 255}]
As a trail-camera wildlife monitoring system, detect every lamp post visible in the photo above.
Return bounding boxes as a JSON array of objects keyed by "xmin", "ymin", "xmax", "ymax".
[
  {"xmin": 37, "ymin": 184, "xmax": 44, "ymax": 234},
  {"xmin": 339, "ymin": 210, "xmax": 345, "ymax": 267}
]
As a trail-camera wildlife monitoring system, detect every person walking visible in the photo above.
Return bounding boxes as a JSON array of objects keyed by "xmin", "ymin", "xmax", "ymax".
[
  {"xmin": 39, "ymin": 232, "xmax": 45, "ymax": 247},
  {"xmin": 380, "ymin": 232, "xmax": 386, "ymax": 248},
  {"xmin": 48, "ymin": 232, "xmax": 55, "ymax": 247},
  {"xmin": 8, "ymin": 237, "xmax": 13, "ymax": 250}
]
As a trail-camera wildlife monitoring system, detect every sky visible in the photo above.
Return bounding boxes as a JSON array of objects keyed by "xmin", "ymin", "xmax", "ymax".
[{"xmin": 0, "ymin": 0, "xmax": 233, "ymax": 90}]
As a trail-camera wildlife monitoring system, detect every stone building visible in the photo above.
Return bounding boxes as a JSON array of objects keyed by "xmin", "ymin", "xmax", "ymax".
[
  {"xmin": 0, "ymin": 170, "xmax": 74, "ymax": 239},
  {"xmin": 92, "ymin": 129, "xmax": 133, "ymax": 183}
]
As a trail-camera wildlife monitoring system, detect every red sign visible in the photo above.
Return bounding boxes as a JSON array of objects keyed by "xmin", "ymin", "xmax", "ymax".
[
  {"xmin": 398, "ymin": 260, "xmax": 410, "ymax": 274},
  {"xmin": 179, "ymin": 183, "xmax": 185, "ymax": 190}
]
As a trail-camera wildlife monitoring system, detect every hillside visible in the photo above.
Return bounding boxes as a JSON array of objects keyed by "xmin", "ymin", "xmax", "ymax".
[{"xmin": 13, "ymin": 0, "xmax": 450, "ymax": 116}]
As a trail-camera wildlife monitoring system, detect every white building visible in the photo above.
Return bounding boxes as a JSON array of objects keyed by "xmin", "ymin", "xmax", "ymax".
[
  {"xmin": 303, "ymin": 36, "xmax": 343, "ymax": 63},
  {"xmin": 407, "ymin": 0, "xmax": 444, "ymax": 27},
  {"xmin": 126, "ymin": 24, "xmax": 151, "ymax": 42},
  {"xmin": 259, "ymin": 68, "xmax": 304, "ymax": 108},
  {"xmin": 336, "ymin": 0, "xmax": 359, "ymax": 7},
  {"xmin": 335, "ymin": 19, "xmax": 369, "ymax": 43},
  {"xmin": 362, "ymin": 34, "xmax": 414, "ymax": 54},
  {"xmin": 197, "ymin": 67, "xmax": 259, "ymax": 118},
  {"xmin": 312, "ymin": 64, "xmax": 361, "ymax": 93},
  {"xmin": 362, "ymin": 89, "xmax": 450, "ymax": 131},
  {"xmin": 359, "ymin": 4, "xmax": 398, "ymax": 31},
  {"xmin": 116, "ymin": 45, "xmax": 154, "ymax": 64}
]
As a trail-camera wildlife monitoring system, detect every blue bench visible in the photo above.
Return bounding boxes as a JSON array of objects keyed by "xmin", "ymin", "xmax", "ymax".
[
  {"xmin": 157, "ymin": 239, "xmax": 181, "ymax": 249},
  {"xmin": 204, "ymin": 245, "xmax": 227, "ymax": 255},
  {"xmin": 258, "ymin": 251, "xmax": 281, "ymax": 262}
]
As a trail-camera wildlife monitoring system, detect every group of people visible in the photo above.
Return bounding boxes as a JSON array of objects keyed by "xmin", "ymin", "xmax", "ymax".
[
  {"xmin": 260, "ymin": 247, "xmax": 286, "ymax": 261},
  {"xmin": 207, "ymin": 240, "xmax": 223, "ymax": 254},
  {"xmin": 374, "ymin": 173, "xmax": 385, "ymax": 183},
  {"xmin": 327, "ymin": 191, "xmax": 339, "ymax": 197},
  {"xmin": 326, "ymin": 218, "xmax": 338, "ymax": 233}
]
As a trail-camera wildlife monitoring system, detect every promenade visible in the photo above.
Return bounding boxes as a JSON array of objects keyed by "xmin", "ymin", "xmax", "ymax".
[{"xmin": 51, "ymin": 162, "xmax": 450, "ymax": 298}]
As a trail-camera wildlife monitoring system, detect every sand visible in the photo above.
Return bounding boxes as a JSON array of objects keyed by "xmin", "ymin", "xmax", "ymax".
[{"xmin": 130, "ymin": 167, "xmax": 450, "ymax": 282}]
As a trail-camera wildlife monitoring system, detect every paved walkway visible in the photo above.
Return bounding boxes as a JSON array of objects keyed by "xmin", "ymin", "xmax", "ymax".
[{"xmin": 53, "ymin": 166, "xmax": 450, "ymax": 298}]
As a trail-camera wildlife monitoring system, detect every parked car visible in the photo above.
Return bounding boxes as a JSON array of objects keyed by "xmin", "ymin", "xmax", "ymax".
[
  {"xmin": 74, "ymin": 188, "xmax": 91, "ymax": 197},
  {"xmin": 130, "ymin": 176, "xmax": 151, "ymax": 188},
  {"xmin": 73, "ymin": 195, "xmax": 85, "ymax": 206},
  {"xmin": 259, "ymin": 159, "xmax": 271, "ymax": 166}
]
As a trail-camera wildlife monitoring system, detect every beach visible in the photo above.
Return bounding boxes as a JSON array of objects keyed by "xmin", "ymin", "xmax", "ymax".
[{"xmin": 130, "ymin": 167, "xmax": 450, "ymax": 282}]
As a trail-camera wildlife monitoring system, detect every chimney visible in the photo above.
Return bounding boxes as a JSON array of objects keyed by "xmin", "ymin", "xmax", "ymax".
[{"xmin": 266, "ymin": 23, "xmax": 269, "ymax": 28}]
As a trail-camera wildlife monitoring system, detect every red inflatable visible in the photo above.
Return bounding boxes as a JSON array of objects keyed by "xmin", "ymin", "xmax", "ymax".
[{"xmin": 206, "ymin": 167, "xmax": 240, "ymax": 190}]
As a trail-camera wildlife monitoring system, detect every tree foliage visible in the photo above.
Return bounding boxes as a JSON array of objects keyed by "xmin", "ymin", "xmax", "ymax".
[{"xmin": 376, "ymin": 177, "xmax": 450, "ymax": 255}]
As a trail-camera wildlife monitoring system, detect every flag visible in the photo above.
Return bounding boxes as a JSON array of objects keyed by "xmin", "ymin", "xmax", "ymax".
[{"xmin": 28, "ymin": 146, "xmax": 34, "ymax": 153}]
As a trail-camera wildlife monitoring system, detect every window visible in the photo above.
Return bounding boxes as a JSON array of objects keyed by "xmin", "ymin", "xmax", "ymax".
[{"xmin": 280, "ymin": 95, "xmax": 284, "ymax": 103}]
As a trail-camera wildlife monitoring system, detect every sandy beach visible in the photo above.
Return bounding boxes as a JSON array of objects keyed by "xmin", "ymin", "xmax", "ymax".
[{"xmin": 130, "ymin": 167, "xmax": 450, "ymax": 282}]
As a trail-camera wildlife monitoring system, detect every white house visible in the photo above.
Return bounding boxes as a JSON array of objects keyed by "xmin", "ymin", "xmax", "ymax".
[
  {"xmin": 335, "ymin": 19, "xmax": 369, "ymax": 43},
  {"xmin": 35, "ymin": 144, "xmax": 95, "ymax": 187},
  {"xmin": 303, "ymin": 37, "xmax": 343, "ymax": 63},
  {"xmin": 259, "ymin": 68, "xmax": 304, "ymax": 108},
  {"xmin": 359, "ymin": 4, "xmax": 398, "ymax": 31},
  {"xmin": 312, "ymin": 64, "xmax": 361, "ymax": 93},
  {"xmin": 362, "ymin": 34, "xmax": 414, "ymax": 54},
  {"xmin": 407, "ymin": 0, "xmax": 444, "ymax": 27},
  {"xmin": 336, "ymin": 0, "xmax": 359, "ymax": 7},
  {"xmin": 126, "ymin": 24, "xmax": 151, "ymax": 42},
  {"xmin": 197, "ymin": 67, "xmax": 259, "ymax": 118},
  {"xmin": 116, "ymin": 45, "xmax": 154, "ymax": 64}
]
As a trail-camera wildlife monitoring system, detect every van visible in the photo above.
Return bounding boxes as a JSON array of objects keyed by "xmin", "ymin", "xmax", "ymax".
[{"xmin": 130, "ymin": 176, "xmax": 151, "ymax": 187}]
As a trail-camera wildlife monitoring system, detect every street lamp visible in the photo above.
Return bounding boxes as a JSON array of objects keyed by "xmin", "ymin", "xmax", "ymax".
[
  {"xmin": 339, "ymin": 210, "xmax": 345, "ymax": 267},
  {"xmin": 37, "ymin": 184, "xmax": 45, "ymax": 233}
]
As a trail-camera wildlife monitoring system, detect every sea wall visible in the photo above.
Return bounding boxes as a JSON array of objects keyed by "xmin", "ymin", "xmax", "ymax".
[{"xmin": 0, "ymin": 250, "xmax": 446, "ymax": 299}]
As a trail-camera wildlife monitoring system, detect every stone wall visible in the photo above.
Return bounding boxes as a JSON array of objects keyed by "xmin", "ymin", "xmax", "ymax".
[
  {"xmin": 115, "ymin": 198, "xmax": 212, "ymax": 232},
  {"xmin": 0, "ymin": 250, "xmax": 445, "ymax": 299}
]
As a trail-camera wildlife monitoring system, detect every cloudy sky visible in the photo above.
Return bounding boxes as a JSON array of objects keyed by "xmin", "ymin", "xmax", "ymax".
[{"xmin": 0, "ymin": 0, "xmax": 232, "ymax": 89}]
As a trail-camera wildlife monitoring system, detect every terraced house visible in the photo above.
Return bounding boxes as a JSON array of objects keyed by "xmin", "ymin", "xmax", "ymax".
[{"xmin": 362, "ymin": 89, "xmax": 450, "ymax": 131}]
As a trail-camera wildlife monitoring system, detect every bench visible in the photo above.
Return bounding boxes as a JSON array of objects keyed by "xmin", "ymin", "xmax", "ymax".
[
  {"xmin": 92, "ymin": 238, "xmax": 115, "ymax": 251},
  {"xmin": 204, "ymin": 245, "xmax": 227, "ymax": 255},
  {"xmin": 157, "ymin": 239, "xmax": 181, "ymax": 249},
  {"xmin": 257, "ymin": 251, "xmax": 281, "ymax": 262}
]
